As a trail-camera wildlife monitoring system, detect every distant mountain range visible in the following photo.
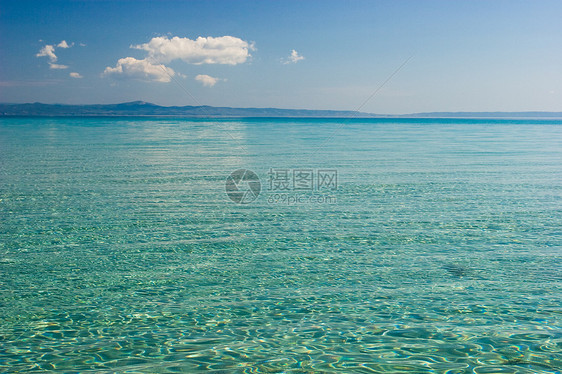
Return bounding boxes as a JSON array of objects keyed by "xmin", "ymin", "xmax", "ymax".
[{"xmin": 1, "ymin": 101, "xmax": 561, "ymax": 118}]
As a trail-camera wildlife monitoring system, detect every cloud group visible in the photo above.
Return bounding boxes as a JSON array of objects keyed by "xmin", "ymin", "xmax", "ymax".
[
  {"xmin": 284, "ymin": 49, "xmax": 305, "ymax": 64},
  {"xmin": 36, "ymin": 40, "xmax": 73, "ymax": 69},
  {"xmin": 104, "ymin": 35, "xmax": 252, "ymax": 83}
]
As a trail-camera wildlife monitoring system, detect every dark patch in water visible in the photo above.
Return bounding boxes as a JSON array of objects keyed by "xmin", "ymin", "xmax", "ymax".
[
  {"xmin": 502, "ymin": 358, "xmax": 560, "ymax": 371},
  {"xmin": 443, "ymin": 263, "xmax": 469, "ymax": 278}
]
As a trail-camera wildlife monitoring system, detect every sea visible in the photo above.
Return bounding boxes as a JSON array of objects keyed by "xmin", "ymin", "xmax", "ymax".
[{"xmin": 0, "ymin": 117, "xmax": 561, "ymax": 373}]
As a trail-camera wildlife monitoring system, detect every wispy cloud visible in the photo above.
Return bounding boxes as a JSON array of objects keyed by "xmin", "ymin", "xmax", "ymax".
[
  {"xmin": 195, "ymin": 74, "xmax": 220, "ymax": 87},
  {"xmin": 103, "ymin": 57, "xmax": 175, "ymax": 83},
  {"xmin": 49, "ymin": 63, "xmax": 68, "ymax": 70},
  {"xmin": 69, "ymin": 72, "xmax": 83, "ymax": 78},
  {"xmin": 0, "ymin": 80, "xmax": 60, "ymax": 87},
  {"xmin": 283, "ymin": 49, "xmax": 305, "ymax": 64},
  {"xmin": 104, "ymin": 35, "xmax": 253, "ymax": 83}
]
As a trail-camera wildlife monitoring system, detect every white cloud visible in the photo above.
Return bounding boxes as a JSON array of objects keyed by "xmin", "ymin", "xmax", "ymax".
[
  {"xmin": 103, "ymin": 57, "xmax": 175, "ymax": 83},
  {"xmin": 284, "ymin": 49, "xmax": 305, "ymax": 64},
  {"xmin": 37, "ymin": 45, "xmax": 57, "ymax": 62},
  {"xmin": 195, "ymin": 74, "xmax": 220, "ymax": 87},
  {"xmin": 69, "ymin": 72, "xmax": 83, "ymax": 78},
  {"xmin": 132, "ymin": 36, "xmax": 253, "ymax": 65},
  {"xmin": 57, "ymin": 40, "xmax": 71, "ymax": 48},
  {"xmin": 49, "ymin": 63, "xmax": 68, "ymax": 69}
]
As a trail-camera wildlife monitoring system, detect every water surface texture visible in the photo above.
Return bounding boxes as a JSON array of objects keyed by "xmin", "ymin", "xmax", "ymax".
[{"xmin": 1, "ymin": 118, "xmax": 561, "ymax": 373}]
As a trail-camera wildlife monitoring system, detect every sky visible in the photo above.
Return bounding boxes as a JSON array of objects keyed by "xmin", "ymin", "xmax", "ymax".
[{"xmin": 0, "ymin": 0, "xmax": 561, "ymax": 114}]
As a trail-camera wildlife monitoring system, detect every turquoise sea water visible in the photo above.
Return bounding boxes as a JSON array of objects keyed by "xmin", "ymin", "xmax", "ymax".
[{"xmin": 0, "ymin": 117, "xmax": 561, "ymax": 373}]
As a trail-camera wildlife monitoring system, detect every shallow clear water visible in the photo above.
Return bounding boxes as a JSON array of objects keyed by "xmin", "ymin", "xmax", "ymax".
[{"xmin": 0, "ymin": 117, "xmax": 561, "ymax": 373}]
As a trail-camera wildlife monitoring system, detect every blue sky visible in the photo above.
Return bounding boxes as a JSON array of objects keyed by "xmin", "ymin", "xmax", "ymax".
[{"xmin": 1, "ymin": 0, "xmax": 561, "ymax": 114}]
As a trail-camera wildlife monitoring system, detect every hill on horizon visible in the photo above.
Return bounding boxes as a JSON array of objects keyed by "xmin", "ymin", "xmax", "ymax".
[{"xmin": 1, "ymin": 101, "xmax": 561, "ymax": 118}]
